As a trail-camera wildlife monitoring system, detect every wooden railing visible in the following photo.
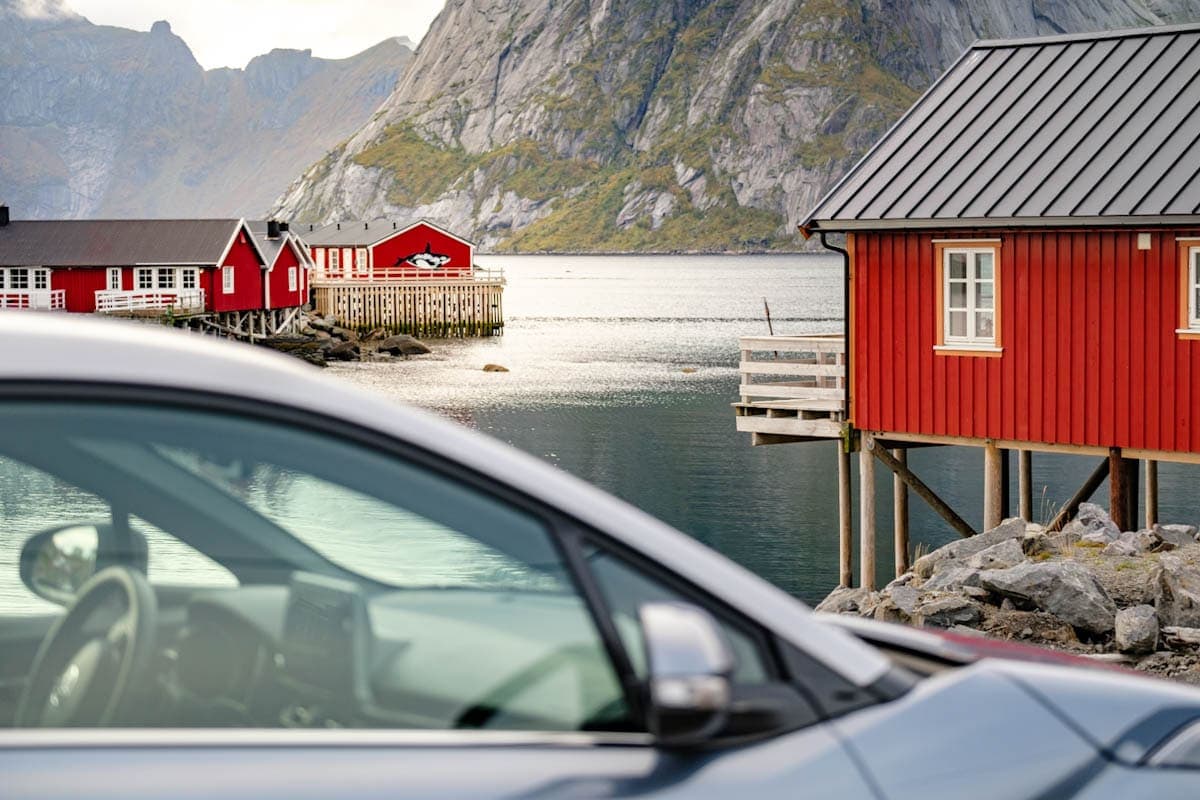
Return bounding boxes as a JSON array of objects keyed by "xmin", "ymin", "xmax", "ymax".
[
  {"xmin": 314, "ymin": 266, "xmax": 505, "ymax": 284},
  {"xmin": 738, "ymin": 334, "xmax": 846, "ymax": 414},
  {"xmin": 0, "ymin": 290, "xmax": 66, "ymax": 310},
  {"xmin": 95, "ymin": 289, "xmax": 205, "ymax": 313}
]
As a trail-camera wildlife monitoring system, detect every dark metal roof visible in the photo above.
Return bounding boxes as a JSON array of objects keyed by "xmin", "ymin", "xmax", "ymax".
[
  {"xmin": 0, "ymin": 219, "xmax": 252, "ymax": 267},
  {"xmin": 296, "ymin": 219, "xmax": 477, "ymax": 249},
  {"xmin": 801, "ymin": 22, "xmax": 1200, "ymax": 233}
]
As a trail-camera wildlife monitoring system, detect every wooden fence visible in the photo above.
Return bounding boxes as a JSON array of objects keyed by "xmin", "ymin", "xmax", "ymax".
[{"xmin": 313, "ymin": 280, "xmax": 504, "ymax": 337}]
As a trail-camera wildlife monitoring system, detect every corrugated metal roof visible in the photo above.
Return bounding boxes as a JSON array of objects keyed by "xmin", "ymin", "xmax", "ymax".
[
  {"xmin": 801, "ymin": 22, "xmax": 1200, "ymax": 233},
  {"xmin": 297, "ymin": 220, "xmax": 404, "ymax": 247},
  {"xmin": 0, "ymin": 219, "xmax": 247, "ymax": 266}
]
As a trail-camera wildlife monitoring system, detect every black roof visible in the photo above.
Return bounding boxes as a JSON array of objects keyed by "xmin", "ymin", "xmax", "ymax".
[
  {"xmin": 801, "ymin": 23, "xmax": 1200, "ymax": 233},
  {"xmin": 0, "ymin": 219, "xmax": 257, "ymax": 267}
]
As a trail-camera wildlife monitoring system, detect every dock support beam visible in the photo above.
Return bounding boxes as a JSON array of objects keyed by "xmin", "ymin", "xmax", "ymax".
[
  {"xmin": 838, "ymin": 442, "xmax": 853, "ymax": 588},
  {"xmin": 1145, "ymin": 460, "xmax": 1158, "ymax": 529},
  {"xmin": 1048, "ymin": 458, "xmax": 1110, "ymax": 532},
  {"xmin": 1109, "ymin": 449, "xmax": 1138, "ymax": 532},
  {"xmin": 893, "ymin": 449, "xmax": 909, "ymax": 577},
  {"xmin": 983, "ymin": 442, "xmax": 1003, "ymax": 532},
  {"xmin": 869, "ymin": 442, "xmax": 977, "ymax": 539},
  {"xmin": 859, "ymin": 440, "xmax": 877, "ymax": 591},
  {"xmin": 1018, "ymin": 450, "xmax": 1033, "ymax": 522}
]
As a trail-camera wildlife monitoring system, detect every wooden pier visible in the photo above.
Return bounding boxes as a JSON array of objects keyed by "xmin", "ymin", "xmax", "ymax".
[{"xmin": 313, "ymin": 276, "xmax": 504, "ymax": 337}]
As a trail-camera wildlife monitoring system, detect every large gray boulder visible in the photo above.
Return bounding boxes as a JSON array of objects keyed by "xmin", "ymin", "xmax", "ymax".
[
  {"xmin": 1115, "ymin": 605, "xmax": 1158, "ymax": 654},
  {"xmin": 912, "ymin": 518, "xmax": 1026, "ymax": 579},
  {"xmin": 326, "ymin": 341, "xmax": 361, "ymax": 361},
  {"xmin": 814, "ymin": 587, "xmax": 868, "ymax": 615},
  {"xmin": 922, "ymin": 566, "xmax": 982, "ymax": 593},
  {"xmin": 1066, "ymin": 502, "xmax": 1121, "ymax": 543},
  {"xmin": 916, "ymin": 597, "xmax": 982, "ymax": 629},
  {"xmin": 966, "ymin": 538, "xmax": 1025, "ymax": 571},
  {"xmin": 379, "ymin": 334, "xmax": 432, "ymax": 356},
  {"xmin": 980, "ymin": 561, "xmax": 1117, "ymax": 635},
  {"xmin": 1156, "ymin": 524, "xmax": 1198, "ymax": 548},
  {"xmin": 1154, "ymin": 554, "xmax": 1200, "ymax": 628}
]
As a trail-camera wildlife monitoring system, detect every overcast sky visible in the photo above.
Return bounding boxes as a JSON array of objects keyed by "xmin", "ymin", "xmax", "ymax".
[{"xmin": 64, "ymin": 1, "xmax": 445, "ymax": 69}]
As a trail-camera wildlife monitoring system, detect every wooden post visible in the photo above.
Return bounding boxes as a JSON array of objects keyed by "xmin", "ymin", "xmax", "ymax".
[
  {"xmin": 999, "ymin": 448, "xmax": 1011, "ymax": 520},
  {"xmin": 1109, "ymin": 449, "xmax": 1137, "ymax": 532},
  {"xmin": 1048, "ymin": 458, "xmax": 1110, "ymax": 532},
  {"xmin": 870, "ymin": 445, "xmax": 977, "ymax": 539},
  {"xmin": 838, "ymin": 442, "xmax": 853, "ymax": 588},
  {"xmin": 983, "ymin": 442, "xmax": 1003, "ymax": 532},
  {"xmin": 1145, "ymin": 460, "xmax": 1158, "ymax": 529},
  {"xmin": 859, "ymin": 437, "xmax": 877, "ymax": 591},
  {"xmin": 893, "ymin": 449, "xmax": 909, "ymax": 577},
  {"xmin": 1018, "ymin": 450, "xmax": 1033, "ymax": 522}
]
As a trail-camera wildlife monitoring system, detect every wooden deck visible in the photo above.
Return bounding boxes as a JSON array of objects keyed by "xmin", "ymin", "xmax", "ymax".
[{"xmin": 733, "ymin": 334, "xmax": 846, "ymax": 443}]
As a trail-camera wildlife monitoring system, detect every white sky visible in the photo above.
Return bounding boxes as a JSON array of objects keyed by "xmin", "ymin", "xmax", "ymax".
[{"xmin": 63, "ymin": 1, "xmax": 445, "ymax": 69}]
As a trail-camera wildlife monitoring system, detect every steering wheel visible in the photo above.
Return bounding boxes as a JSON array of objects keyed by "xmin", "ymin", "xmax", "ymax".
[{"xmin": 15, "ymin": 566, "xmax": 157, "ymax": 727}]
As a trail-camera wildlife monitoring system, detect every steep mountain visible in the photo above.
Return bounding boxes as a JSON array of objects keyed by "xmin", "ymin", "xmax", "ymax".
[
  {"xmin": 0, "ymin": 0, "xmax": 411, "ymax": 218},
  {"xmin": 274, "ymin": 0, "xmax": 1199, "ymax": 252}
]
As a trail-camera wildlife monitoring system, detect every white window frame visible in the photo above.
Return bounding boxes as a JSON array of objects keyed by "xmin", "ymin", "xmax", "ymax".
[
  {"xmin": 32, "ymin": 268, "xmax": 49, "ymax": 290},
  {"xmin": 937, "ymin": 245, "xmax": 1000, "ymax": 351},
  {"xmin": 1188, "ymin": 246, "xmax": 1200, "ymax": 331},
  {"xmin": 9, "ymin": 268, "xmax": 28, "ymax": 290},
  {"xmin": 222, "ymin": 266, "xmax": 235, "ymax": 294},
  {"xmin": 288, "ymin": 266, "xmax": 298, "ymax": 292},
  {"xmin": 136, "ymin": 268, "xmax": 153, "ymax": 290},
  {"xmin": 107, "ymin": 268, "xmax": 122, "ymax": 290},
  {"xmin": 356, "ymin": 247, "xmax": 369, "ymax": 276},
  {"xmin": 156, "ymin": 267, "xmax": 176, "ymax": 290},
  {"xmin": 181, "ymin": 268, "xmax": 198, "ymax": 290},
  {"xmin": 328, "ymin": 249, "xmax": 339, "ymax": 274}
]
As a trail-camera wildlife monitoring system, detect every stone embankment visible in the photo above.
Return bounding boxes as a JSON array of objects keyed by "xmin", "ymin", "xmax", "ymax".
[
  {"xmin": 259, "ymin": 310, "xmax": 431, "ymax": 367},
  {"xmin": 816, "ymin": 503, "xmax": 1200, "ymax": 685}
]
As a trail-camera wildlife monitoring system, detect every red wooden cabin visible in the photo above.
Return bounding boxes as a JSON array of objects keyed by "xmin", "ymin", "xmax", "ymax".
[
  {"xmin": 740, "ymin": 23, "xmax": 1200, "ymax": 589},
  {"xmin": 249, "ymin": 220, "xmax": 311, "ymax": 310},
  {"xmin": 0, "ymin": 213, "xmax": 276, "ymax": 315},
  {"xmin": 299, "ymin": 219, "xmax": 475, "ymax": 281}
]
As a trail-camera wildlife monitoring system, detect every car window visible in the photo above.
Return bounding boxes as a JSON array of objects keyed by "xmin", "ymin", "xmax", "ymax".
[
  {"xmin": 0, "ymin": 401, "xmax": 630, "ymax": 733},
  {"xmin": 585, "ymin": 543, "xmax": 770, "ymax": 685}
]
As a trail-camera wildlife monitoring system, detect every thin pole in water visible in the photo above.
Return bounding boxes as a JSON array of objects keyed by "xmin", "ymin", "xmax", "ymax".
[{"xmin": 763, "ymin": 297, "xmax": 778, "ymax": 358}]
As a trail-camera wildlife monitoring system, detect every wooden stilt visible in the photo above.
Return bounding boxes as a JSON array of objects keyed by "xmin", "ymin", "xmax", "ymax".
[
  {"xmin": 1019, "ymin": 450, "xmax": 1033, "ymax": 522},
  {"xmin": 838, "ymin": 442, "xmax": 852, "ymax": 588},
  {"xmin": 1109, "ymin": 449, "xmax": 1137, "ymax": 532},
  {"xmin": 859, "ymin": 439, "xmax": 877, "ymax": 591},
  {"xmin": 983, "ymin": 442, "xmax": 1003, "ymax": 531},
  {"xmin": 870, "ymin": 445, "xmax": 977, "ymax": 539},
  {"xmin": 999, "ymin": 448, "xmax": 1011, "ymax": 519},
  {"xmin": 1145, "ymin": 460, "xmax": 1158, "ymax": 529},
  {"xmin": 1047, "ymin": 458, "xmax": 1110, "ymax": 532},
  {"xmin": 893, "ymin": 449, "xmax": 909, "ymax": 577}
]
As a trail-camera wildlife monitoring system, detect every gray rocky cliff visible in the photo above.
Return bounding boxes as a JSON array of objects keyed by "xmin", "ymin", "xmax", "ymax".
[
  {"xmin": 0, "ymin": 4, "xmax": 412, "ymax": 219},
  {"xmin": 274, "ymin": 0, "xmax": 1200, "ymax": 251}
]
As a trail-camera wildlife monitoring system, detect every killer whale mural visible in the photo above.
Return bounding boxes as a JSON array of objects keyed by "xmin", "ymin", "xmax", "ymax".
[{"xmin": 398, "ymin": 243, "xmax": 452, "ymax": 270}]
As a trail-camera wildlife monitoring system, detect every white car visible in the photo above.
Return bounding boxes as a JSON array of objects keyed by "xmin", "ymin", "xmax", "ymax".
[{"xmin": 0, "ymin": 314, "xmax": 1198, "ymax": 799}]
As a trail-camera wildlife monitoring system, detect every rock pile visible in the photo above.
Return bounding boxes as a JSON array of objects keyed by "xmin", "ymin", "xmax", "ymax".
[
  {"xmin": 816, "ymin": 503, "xmax": 1200, "ymax": 684},
  {"xmin": 259, "ymin": 310, "xmax": 431, "ymax": 366}
]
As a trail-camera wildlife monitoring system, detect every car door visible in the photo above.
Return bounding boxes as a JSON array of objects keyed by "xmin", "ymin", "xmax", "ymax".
[{"xmin": 0, "ymin": 390, "xmax": 878, "ymax": 799}]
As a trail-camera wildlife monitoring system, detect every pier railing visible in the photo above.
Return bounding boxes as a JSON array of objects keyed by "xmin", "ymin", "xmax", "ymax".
[
  {"xmin": 313, "ymin": 266, "xmax": 505, "ymax": 284},
  {"xmin": 737, "ymin": 334, "xmax": 846, "ymax": 417},
  {"xmin": 0, "ymin": 290, "xmax": 65, "ymax": 310},
  {"xmin": 95, "ymin": 289, "xmax": 205, "ymax": 313}
]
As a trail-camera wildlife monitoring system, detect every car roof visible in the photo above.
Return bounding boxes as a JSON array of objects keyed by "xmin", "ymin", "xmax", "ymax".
[{"xmin": 0, "ymin": 313, "xmax": 890, "ymax": 688}]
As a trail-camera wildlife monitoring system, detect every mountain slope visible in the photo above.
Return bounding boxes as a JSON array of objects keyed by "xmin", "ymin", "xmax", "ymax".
[
  {"xmin": 274, "ymin": 0, "xmax": 1199, "ymax": 251},
  {"xmin": 0, "ymin": 1, "xmax": 411, "ymax": 218}
]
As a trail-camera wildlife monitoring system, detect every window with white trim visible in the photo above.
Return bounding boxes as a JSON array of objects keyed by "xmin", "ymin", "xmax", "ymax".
[
  {"xmin": 137, "ymin": 268, "xmax": 154, "ymax": 290},
  {"xmin": 32, "ymin": 269, "xmax": 48, "ymax": 290},
  {"xmin": 156, "ymin": 268, "xmax": 176, "ymax": 290},
  {"xmin": 288, "ymin": 266, "xmax": 298, "ymax": 292},
  {"xmin": 181, "ymin": 268, "xmax": 198, "ymax": 290},
  {"xmin": 939, "ymin": 245, "xmax": 998, "ymax": 349},
  {"xmin": 356, "ymin": 248, "xmax": 369, "ymax": 275},
  {"xmin": 10, "ymin": 269, "xmax": 28, "ymax": 290},
  {"xmin": 328, "ymin": 249, "xmax": 339, "ymax": 274},
  {"xmin": 1187, "ymin": 246, "xmax": 1200, "ymax": 331},
  {"xmin": 107, "ymin": 268, "xmax": 121, "ymax": 290},
  {"xmin": 222, "ymin": 266, "xmax": 235, "ymax": 294}
]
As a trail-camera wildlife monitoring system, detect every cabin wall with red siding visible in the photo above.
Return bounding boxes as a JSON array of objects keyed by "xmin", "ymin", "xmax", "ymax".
[
  {"xmin": 212, "ymin": 231, "xmax": 264, "ymax": 313},
  {"xmin": 851, "ymin": 229, "xmax": 1200, "ymax": 455},
  {"xmin": 51, "ymin": 268, "xmax": 107, "ymax": 312},
  {"xmin": 266, "ymin": 242, "xmax": 305, "ymax": 309},
  {"xmin": 372, "ymin": 224, "xmax": 473, "ymax": 278}
]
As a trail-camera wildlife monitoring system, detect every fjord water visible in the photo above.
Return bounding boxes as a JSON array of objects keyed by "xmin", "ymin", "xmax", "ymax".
[{"xmin": 331, "ymin": 254, "xmax": 1200, "ymax": 604}]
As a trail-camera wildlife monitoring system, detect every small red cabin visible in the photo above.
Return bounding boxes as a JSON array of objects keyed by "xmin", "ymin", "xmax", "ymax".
[
  {"xmin": 248, "ymin": 220, "xmax": 311, "ymax": 310},
  {"xmin": 0, "ymin": 216, "xmax": 278, "ymax": 315},
  {"xmin": 741, "ymin": 23, "xmax": 1200, "ymax": 589},
  {"xmin": 299, "ymin": 219, "xmax": 475, "ymax": 281}
]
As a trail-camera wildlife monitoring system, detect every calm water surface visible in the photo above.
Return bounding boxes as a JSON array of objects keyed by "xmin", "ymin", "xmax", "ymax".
[{"xmin": 329, "ymin": 255, "xmax": 1200, "ymax": 604}]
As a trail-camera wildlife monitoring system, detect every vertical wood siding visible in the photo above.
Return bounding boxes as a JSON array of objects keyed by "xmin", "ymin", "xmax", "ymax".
[
  {"xmin": 265, "ymin": 242, "xmax": 304, "ymax": 309},
  {"xmin": 372, "ymin": 224, "xmax": 473, "ymax": 278},
  {"xmin": 51, "ymin": 268, "xmax": 106, "ymax": 312},
  {"xmin": 212, "ymin": 231, "xmax": 265, "ymax": 313},
  {"xmin": 852, "ymin": 229, "xmax": 1200, "ymax": 454}
]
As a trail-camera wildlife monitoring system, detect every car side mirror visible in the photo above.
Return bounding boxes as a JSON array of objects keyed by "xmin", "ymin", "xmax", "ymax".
[
  {"xmin": 639, "ymin": 602, "xmax": 734, "ymax": 748},
  {"xmin": 19, "ymin": 523, "xmax": 148, "ymax": 606}
]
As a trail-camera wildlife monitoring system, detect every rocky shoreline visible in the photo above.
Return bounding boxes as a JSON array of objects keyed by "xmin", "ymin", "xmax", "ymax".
[
  {"xmin": 816, "ymin": 503, "xmax": 1200, "ymax": 685},
  {"xmin": 258, "ymin": 310, "xmax": 432, "ymax": 367}
]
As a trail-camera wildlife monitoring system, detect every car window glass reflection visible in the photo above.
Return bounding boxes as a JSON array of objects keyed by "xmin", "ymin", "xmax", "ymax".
[{"xmin": 0, "ymin": 402, "xmax": 631, "ymax": 732}]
